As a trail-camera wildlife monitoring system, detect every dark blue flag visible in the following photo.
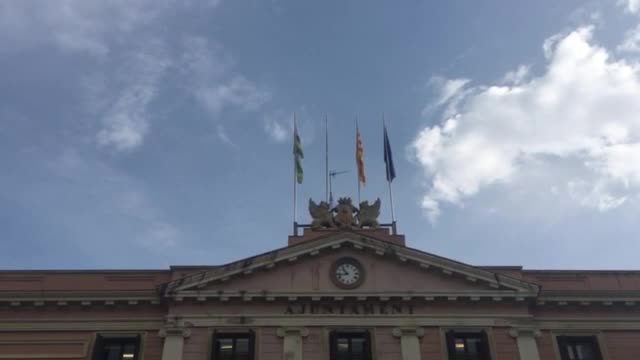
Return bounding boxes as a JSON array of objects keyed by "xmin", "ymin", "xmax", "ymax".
[{"xmin": 384, "ymin": 125, "xmax": 396, "ymax": 182}]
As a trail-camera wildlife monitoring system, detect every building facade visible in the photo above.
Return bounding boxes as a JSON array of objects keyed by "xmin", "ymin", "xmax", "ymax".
[{"xmin": 1, "ymin": 228, "xmax": 639, "ymax": 360}]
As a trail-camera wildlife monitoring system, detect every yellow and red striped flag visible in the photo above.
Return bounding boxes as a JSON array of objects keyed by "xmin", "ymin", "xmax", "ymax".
[{"xmin": 356, "ymin": 125, "xmax": 366, "ymax": 185}]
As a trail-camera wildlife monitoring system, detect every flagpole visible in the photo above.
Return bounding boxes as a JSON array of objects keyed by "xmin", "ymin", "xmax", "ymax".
[
  {"xmin": 325, "ymin": 115, "xmax": 329, "ymax": 204},
  {"xmin": 293, "ymin": 112, "xmax": 298, "ymax": 235},
  {"xmin": 383, "ymin": 113, "xmax": 397, "ymax": 231},
  {"xmin": 356, "ymin": 117, "xmax": 361, "ymax": 205}
]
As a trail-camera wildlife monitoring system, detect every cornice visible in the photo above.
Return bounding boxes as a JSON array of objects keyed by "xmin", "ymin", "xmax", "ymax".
[
  {"xmin": 166, "ymin": 290, "xmax": 535, "ymax": 303},
  {"xmin": 163, "ymin": 234, "xmax": 539, "ymax": 295},
  {"xmin": 0, "ymin": 292, "xmax": 162, "ymax": 308}
]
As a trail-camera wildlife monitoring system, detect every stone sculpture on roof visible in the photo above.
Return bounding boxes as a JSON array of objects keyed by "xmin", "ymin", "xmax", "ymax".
[{"xmin": 308, "ymin": 197, "xmax": 381, "ymax": 230}]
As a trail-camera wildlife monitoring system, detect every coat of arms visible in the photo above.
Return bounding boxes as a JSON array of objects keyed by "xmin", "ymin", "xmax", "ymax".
[
  {"xmin": 308, "ymin": 197, "xmax": 381, "ymax": 230},
  {"xmin": 334, "ymin": 197, "xmax": 358, "ymax": 229}
]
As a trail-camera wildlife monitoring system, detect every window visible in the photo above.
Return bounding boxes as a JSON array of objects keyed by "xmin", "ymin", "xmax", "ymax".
[
  {"xmin": 92, "ymin": 335, "xmax": 140, "ymax": 360},
  {"xmin": 445, "ymin": 331, "xmax": 491, "ymax": 360},
  {"xmin": 557, "ymin": 336, "xmax": 603, "ymax": 360},
  {"xmin": 212, "ymin": 332, "xmax": 255, "ymax": 360},
  {"xmin": 330, "ymin": 331, "xmax": 372, "ymax": 360}
]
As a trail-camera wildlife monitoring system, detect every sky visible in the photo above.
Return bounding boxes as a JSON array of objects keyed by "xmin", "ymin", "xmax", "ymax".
[{"xmin": 2, "ymin": 0, "xmax": 640, "ymax": 270}]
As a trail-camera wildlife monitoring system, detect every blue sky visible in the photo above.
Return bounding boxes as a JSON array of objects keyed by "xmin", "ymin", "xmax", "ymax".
[{"xmin": 2, "ymin": 0, "xmax": 640, "ymax": 269}]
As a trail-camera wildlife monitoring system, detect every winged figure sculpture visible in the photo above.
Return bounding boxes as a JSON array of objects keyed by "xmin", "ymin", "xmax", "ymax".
[
  {"xmin": 308, "ymin": 198, "xmax": 335, "ymax": 229},
  {"xmin": 358, "ymin": 198, "xmax": 381, "ymax": 228}
]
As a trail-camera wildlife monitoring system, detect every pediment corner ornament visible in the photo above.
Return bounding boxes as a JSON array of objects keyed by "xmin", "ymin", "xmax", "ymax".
[{"xmin": 392, "ymin": 327, "xmax": 425, "ymax": 338}]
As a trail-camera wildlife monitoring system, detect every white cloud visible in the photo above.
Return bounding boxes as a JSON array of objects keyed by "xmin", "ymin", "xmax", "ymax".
[
  {"xmin": 567, "ymin": 180, "xmax": 627, "ymax": 211},
  {"xmin": 619, "ymin": 0, "xmax": 640, "ymax": 14},
  {"xmin": 97, "ymin": 41, "xmax": 171, "ymax": 151},
  {"xmin": 0, "ymin": 0, "xmax": 220, "ymax": 56},
  {"xmin": 2, "ymin": 2, "xmax": 270, "ymax": 152},
  {"xmin": 196, "ymin": 76, "xmax": 271, "ymax": 115},
  {"xmin": 501, "ymin": 65, "xmax": 530, "ymax": 85},
  {"xmin": 92, "ymin": 35, "xmax": 270, "ymax": 152},
  {"xmin": 216, "ymin": 124, "xmax": 236, "ymax": 147},
  {"xmin": 264, "ymin": 116, "xmax": 291, "ymax": 143},
  {"xmin": 435, "ymin": 78, "xmax": 470, "ymax": 106},
  {"xmin": 0, "ymin": 0, "xmax": 162, "ymax": 55},
  {"xmin": 423, "ymin": 77, "xmax": 470, "ymax": 116},
  {"xmin": 413, "ymin": 26, "xmax": 640, "ymax": 220},
  {"xmin": 180, "ymin": 36, "xmax": 271, "ymax": 117},
  {"xmin": 619, "ymin": 25, "xmax": 640, "ymax": 53}
]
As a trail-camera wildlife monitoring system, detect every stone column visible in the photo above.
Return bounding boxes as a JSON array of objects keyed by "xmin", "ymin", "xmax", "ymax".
[
  {"xmin": 509, "ymin": 328, "xmax": 541, "ymax": 360},
  {"xmin": 393, "ymin": 327, "xmax": 424, "ymax": 360},
  {"xmin": 159, "ymin": 322, "xmax": 191, "ymax": 360},
  {"xmin": 277, "ymin": 327, "xmax": 309, "ymax": 360}
]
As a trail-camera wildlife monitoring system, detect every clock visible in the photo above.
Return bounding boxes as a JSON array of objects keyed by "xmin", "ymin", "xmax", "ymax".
[{"xmin": 330, "ymin": 257, "xmax": 365, "ymax": 289}]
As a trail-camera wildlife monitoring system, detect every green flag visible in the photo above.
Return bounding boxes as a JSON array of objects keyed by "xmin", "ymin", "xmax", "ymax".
[{"xmin": 293, "ymin": 121, "xmax": 304, "ymax": 184}]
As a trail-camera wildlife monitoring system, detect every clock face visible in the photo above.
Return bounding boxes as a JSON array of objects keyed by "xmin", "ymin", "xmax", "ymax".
[{"xmin": 331, "ymin": 258, "xmax": 365, "ymax": 289}]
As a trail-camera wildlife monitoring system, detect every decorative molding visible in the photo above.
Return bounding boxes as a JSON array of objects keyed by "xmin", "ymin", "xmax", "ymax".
[
  {"xmin": 171, "ymin": 314, "xmax": 534, "ymax": 328},
  {"xmin": 0, "ymin": 296, "xmax": 162, "ymax": 308},
  {"xmin": 0, "ymin": 319, "xmax": 164, "ymax": 332},
  {"xmin": 5, "ymin": 316, "xmax": 640, "ymax": 332},
  {"xmin": 162, "ymin": 234, "xmax": 540, "ymax": 295},
  {"xmin": 159, "ymin": 317, "xmax": 192, "ymax": 338},
  {"xmin": 276, "ymin": 327, "xmax": 309, "ymax": 337},
  {"xmin": 158, "ymin": 326, "xmax": 191, "ymax": 339},
  {"xmin": 392, "ymin": 327, "xmax": 425, "ymax": 338},
  {"xmin": 509, "ymin": 328, "xmax": 541, "ymax": 338}
]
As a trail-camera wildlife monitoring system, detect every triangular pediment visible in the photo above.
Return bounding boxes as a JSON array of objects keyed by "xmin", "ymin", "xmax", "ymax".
[{"xmin": 162, "ymin": 232, "xmax": 539, "ymax": 301}]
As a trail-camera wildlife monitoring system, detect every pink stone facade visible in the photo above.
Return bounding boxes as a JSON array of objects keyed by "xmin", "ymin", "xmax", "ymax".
[{"xmin": 1, "ymin": 228, "xmax": 639, "ymax": 359}]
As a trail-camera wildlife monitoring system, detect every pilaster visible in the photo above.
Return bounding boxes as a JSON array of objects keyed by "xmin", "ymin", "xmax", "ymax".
[
  {"xmin": 159, "ymin": 318, "xmax": 191, "ymax": 360},
  {"xmin": 393, "ymin": 327, "xmax": 424, "ymax": 360},
  {"xmin": 277, "ymin": 327, "xmax": 309, "ymax": 360},
  {"xmin": 509, "ymin": 328, "xmax": 541, "ymax": 360}
]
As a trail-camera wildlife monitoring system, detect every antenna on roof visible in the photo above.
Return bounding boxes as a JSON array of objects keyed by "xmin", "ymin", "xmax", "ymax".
[{"xmin": 329, "ymin": 169, "xmax": 350, "ymax": 207}]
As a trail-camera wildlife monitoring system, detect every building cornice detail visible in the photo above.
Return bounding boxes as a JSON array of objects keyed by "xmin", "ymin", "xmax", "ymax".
[
  {"xmin": 0, "ymin": 295, "xmax": 162, "ymax": 308},
  {"xmin": 163, "ymin": 234, "xmax": 540, "ymax": 296},
  {"xmin": 167, "ymin": 290, "xmax": 536, "ymax": 303}
]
